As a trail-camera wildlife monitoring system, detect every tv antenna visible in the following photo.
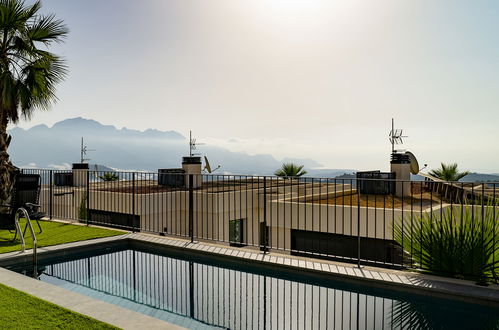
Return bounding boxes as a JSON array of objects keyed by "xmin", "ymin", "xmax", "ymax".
[
  {"xmin": 80, "ymin": 137, "xmax": 95, "ymax": 163},
  {"xmin": 189, "ymin": 130, "xmax": 204, "ymax": 157},
  {"xmin": 388, "ymin": 118, "xmax": 408, "ymax": 153}
]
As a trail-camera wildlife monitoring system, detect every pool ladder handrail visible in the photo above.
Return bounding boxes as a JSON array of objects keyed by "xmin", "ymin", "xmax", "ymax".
[{"xmin": 14, "ymin": 208, "xmax": 38, "ymax": 277}]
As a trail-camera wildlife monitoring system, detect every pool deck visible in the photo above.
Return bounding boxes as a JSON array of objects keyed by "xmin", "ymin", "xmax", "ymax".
[{"xmin": 0, "ymin": 231, "xmax": 498, "ymax": 329}]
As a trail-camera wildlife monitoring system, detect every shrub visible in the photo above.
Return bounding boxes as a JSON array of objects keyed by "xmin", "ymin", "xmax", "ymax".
[
  {"xmin": 274, "ymin": 163, "xmax": 307, "ymax": 177},
  {"xmin": 99, "ymin": 173, "xmax": 119, "ymax": 181},
  {"xmin": 394, "ymin": 203, "xmax": 499, "ymax": 283},
  {"xmin": 78, "ymin": 192, "xmax": 88, "ymax": 221}
]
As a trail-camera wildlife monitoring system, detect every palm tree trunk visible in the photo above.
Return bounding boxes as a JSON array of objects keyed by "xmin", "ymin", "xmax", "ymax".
[{"xmin": 0, "ymin": 118, "xmax": 16, "ymax": 215}]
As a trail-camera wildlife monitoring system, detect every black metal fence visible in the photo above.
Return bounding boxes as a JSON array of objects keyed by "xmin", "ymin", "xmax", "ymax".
[{"xmin": 21, "ymin": 168, "xmax": 499, "ymax": 281}]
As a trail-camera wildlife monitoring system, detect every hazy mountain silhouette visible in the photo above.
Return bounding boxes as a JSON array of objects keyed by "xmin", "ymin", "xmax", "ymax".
[{"xmin": 8, "ymin": 117, "xmax": 328, "ymax": 175}]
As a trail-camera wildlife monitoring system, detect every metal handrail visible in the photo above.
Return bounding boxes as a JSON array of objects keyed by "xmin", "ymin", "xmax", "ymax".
[{"xmin": 15, "ymin": 208, "xmax": 38, "ymax": 278}]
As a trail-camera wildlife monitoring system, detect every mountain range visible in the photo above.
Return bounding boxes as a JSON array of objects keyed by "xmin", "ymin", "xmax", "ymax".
[{"xmin": 8, "ymin": 117, "xmax": 346, "ymax": 175}]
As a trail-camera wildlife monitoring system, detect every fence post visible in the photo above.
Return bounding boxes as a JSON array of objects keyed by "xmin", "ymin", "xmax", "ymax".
[
  {"xmin": 262, "ymin": 176, "xmax": 268, "ymax": 254},
  {"xmin": 49, "ymin": 170, "xmax": 53, "ymax": 220},
  {"xmin": 357, "ymin": 180, "xmax": 361, "ymax": 268},
  {"xmin": 132, "ymin": 172, "xmax": 136, "ymax": 232},
  {"xmin": 189, "ymin": 174, "xmax": 194, "ymax": 243},
  {"xmin": 86, "ymin": 169, "xmax": 90, "ymax": 226}
]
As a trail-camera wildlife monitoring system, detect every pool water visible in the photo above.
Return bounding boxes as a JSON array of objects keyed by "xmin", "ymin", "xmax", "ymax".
[{"xmin": 9, "ymin": 247, "xmax": 499, "ymax": 330}]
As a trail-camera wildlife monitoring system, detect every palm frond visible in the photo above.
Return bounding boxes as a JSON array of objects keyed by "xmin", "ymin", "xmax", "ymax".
[
  {"xmin": 428, "ymin": 162, "xmax": 469, "ymax": 181},
  {"xmin": 0, "ymin": 0, "xmax": 67, "ymax": 124},
  {"xmin": 274, "ymin": 163, "xmax": 307, "ymax": 177},
  {"xmin": 26, "ymin": 14, "xmax": 68, "ymax": 45}
]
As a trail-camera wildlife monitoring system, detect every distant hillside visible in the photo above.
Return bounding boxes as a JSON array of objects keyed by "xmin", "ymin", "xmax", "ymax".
[
  {"xmin": 461, "ymin": 172, "xmax": 499, "ymax": 183},
  {"xmin": 8, "ymin": 117, "xmax": 322, "ymax": 175}
]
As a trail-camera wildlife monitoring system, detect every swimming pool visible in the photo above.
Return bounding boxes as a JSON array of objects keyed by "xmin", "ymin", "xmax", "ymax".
[{"xmin": 7, "ymin": 245, "xmax": 499, "ymax": 329}]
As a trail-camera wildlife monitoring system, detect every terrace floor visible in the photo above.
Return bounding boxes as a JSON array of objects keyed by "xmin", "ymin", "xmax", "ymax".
[{"xmin": 314, "ymin": 192, "xmax": 441, "ymax": 209}]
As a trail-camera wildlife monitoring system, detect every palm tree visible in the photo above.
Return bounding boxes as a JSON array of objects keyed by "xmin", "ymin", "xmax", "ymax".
[
  {"xmin": 274, "ymin": 163, "xmax": 307, "ymax": 177},
  {"xmin": 428, "ymin": 163, "xmax": 469, "ymax": 181},
  {"xmin": 0, "ymin": 0, "xmax": 67, "ymax": 209}
]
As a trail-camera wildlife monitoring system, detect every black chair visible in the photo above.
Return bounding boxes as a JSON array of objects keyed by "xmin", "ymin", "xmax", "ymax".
[
  {"xmin": 0, "ymin": 173, "xmax": 44, "ymax": 236},
  {"xmin": 16, "ymin": 174, "xmax": 45, "ymax": 229}
]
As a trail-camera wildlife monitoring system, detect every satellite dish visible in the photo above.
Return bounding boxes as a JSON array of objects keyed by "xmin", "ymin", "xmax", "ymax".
[
  {"xmin": 203, "ymin": 156, "xmax": 221, "ymax": 173},
  {"xmin": 405, "ymin": 151, "xmax": 420, "ymax": 175},
  {"xmin": 204, "ymin": 156, "xmax": 212, "ymax": 173}
]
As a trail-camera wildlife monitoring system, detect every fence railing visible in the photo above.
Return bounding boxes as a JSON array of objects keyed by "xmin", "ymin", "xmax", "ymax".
[{"xmin": 21, "ymin": 168, "xmax": 499, "ymax": 281}]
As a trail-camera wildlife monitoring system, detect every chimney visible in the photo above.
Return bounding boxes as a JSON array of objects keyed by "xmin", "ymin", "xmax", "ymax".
[
  {"xmin": 72, "ymin": 163, "xmax": 89, "ymax": 187},
  {"xmin": 390, "ymin": 153, "xmax": 411, "ymax": 197},
  {"xmin": 182, "ymin": 156, "xmax": 202, "ymax": 189}
]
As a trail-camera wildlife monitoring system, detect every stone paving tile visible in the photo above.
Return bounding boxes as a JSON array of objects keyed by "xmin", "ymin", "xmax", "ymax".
[
  {"xmin": 380, "ymin": 273, "xmax": 392, "ymax": 282},
  {"xmin": 388, "ymin": 274, "xmax": 404, "ymax": 284},
  {"xmin": 353, "ymin": 268, "xmax": 363, "ymax": 277},
  {"xmin": 362, "ymin": 270, "xmax": 374, "ymax": 279},
  {"xmin": 398, "ymin": 276, "xmax": 412, "ymax": 285},
  {"xmin": 346, "ymin": 268, "xmax": 356, "ymax": 276},
  {"xmin": 337, "ymin": 266, "xmax": 347, "ymax": 275},
  {"xmin": 329, "ymin": 264, "xmax": 338, "ymax": 273}
]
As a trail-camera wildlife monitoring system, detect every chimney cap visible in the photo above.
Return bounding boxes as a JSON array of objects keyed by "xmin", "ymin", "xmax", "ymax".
[
  {"xmin": 182, "ymin": 156, "xmax": 201, "ymax": 164},
  {"xmin": 390, "ymin": 153, "xmax": 410, "ymax": 164}
]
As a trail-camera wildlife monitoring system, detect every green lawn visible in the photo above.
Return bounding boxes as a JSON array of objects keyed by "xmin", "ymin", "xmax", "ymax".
[
  {"xmin": 0, "ymin": 220, "xmax": 125, "ymax": 254},
  {"xmin": 0, "ymin": 283, "xmax": 118, "ymax": 329}
]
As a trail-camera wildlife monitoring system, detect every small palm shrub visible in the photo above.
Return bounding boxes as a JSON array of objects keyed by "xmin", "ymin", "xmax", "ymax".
[
  {"xmin": 99, "ymin": 173, "xmax": 119, "ymax": 181},
  {"xmin": 428, "ymin": 163, "xmax": 469, "ymax": 181},
  {"xmin": 274, "ymin": 163, "xmax": 307, "ymax": 177},
  {"xmin": 394, "ymin": 203, "xmax": 499, "ymax": 283}
]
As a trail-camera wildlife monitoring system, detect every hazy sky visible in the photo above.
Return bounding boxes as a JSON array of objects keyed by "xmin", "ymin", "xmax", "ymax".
[{"xmin": 14, "ymin": 0, "xmax": 499, "ymax": 172}]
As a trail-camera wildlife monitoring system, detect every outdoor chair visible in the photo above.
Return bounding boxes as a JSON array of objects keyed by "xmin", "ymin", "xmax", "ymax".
[
  {"xmin": 0, "ymin": 173, "xmax": 44, "ymax": 240},
  {"xmin": 15, "ymin": 173, "xmax": 45, "ymax": 227}
]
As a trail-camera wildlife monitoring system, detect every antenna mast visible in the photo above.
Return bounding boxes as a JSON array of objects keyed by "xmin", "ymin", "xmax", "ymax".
[
  {"xmin": 188, "ymin": 130, "xmax": 204, "ymax": 157},
  {"xmin": 388, "ymin": 118, "xmax": 408, "ymax": 153},
  {"xmin": 80, "ymin": 137, "xmax": 95, "ymax": 163}
]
